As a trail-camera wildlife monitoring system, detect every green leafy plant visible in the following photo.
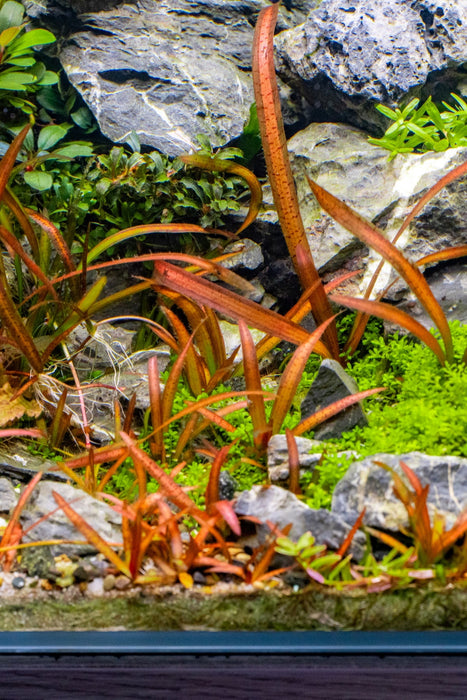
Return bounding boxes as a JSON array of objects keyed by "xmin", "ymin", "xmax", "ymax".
[
  {"xmin": 0, "ymin": 0, "xmax": 57, "ymax": 115},
  {"xmin": 369, "ymin": 94, "xmax": 467, "ymax": 158}
]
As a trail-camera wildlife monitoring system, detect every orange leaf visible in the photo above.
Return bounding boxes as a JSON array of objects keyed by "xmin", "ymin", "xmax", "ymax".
[
  {"xmin": 52, "ymin": 490, "xmax": 131, "ymax": 577},
  {"xmin": 330, "ymin": 294, "xmax": 447, "ymax": 365},
  {"xmin": 293, "ymin": 387, "xmax": 386, "ymax": 436},
  {"xmin": 309, "ymin": 176, "xmax": 453, "ymax": 362},
  {"xmin": 153, "ymin": 260, "xmax": 331, "ymax": 355}
]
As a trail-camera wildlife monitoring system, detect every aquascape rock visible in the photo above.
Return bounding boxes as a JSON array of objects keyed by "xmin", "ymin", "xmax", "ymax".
[
  {"xmin": 24, "ymin": 0, "xmax": 317, "ymax": 155},
  {"xmin": 258, "ymin": 121, "xmax": 467, "ymax": 321},
  {"xmin": 274, "ymin": 0, "xmax": 467, "ymax": 133},
  {"xmin": 234, "ymin": 484, "xmax": 365, "ymax": 560},
  {"xmin": 331, "ymin": 452, "xmax": 467, "ymax": 531}
]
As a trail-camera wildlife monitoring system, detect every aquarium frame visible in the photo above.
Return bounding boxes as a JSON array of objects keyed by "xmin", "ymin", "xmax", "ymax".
[{"xmin": 0, "ymin": 630, "xmax": 466, "ymax": 655}]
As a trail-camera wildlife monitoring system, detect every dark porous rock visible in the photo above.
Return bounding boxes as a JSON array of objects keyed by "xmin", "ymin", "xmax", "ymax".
[
  {"xmin": 234, "ymin": 484, "xmax": 365, "ymax": 560},
  {"xmin": 332, "ymin": 452, "xmax": 467, "ymax": 531},
  {"xmin": 275, "ymin": 0, "xmax": 467, "ymax": 133},
  {"xmin": 301, "ymin": 359, "xmax": 367, "ymax": 440},
  {"xmin": 218, "ymin": 471, "xmax": 239, "ymax": 502},
  {"xmin": 20, "ymin": 481, "xmax": 122, "ymax": 557}
]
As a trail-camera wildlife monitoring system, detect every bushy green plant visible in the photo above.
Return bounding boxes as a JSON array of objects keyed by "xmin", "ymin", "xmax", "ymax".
[
  {"xmin": 369, "ymin": 94, "xmax": 467, "ymax": 158},
  {"xmin": 0, "ymin": 0, "xmax": 57, "ymax": 114}
]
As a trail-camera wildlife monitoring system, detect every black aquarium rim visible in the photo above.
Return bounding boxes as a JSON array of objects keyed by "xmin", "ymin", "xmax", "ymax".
[{"xmin": 0, "ymin": 631, "xmax": 466, "ymax": 655}]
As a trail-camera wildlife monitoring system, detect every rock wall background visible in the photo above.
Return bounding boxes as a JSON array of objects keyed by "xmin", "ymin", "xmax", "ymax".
[{"xmin": 22, "ymin": 0, "xmax": 467, "ymax": 319}]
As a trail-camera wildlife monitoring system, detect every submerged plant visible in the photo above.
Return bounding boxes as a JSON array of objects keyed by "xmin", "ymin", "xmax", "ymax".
[{"xmin": 369, "ymin": 94, "xmax": 467, "ymax": 157}]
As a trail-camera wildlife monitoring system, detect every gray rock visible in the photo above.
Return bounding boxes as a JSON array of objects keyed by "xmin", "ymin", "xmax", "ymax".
[
  {"xmin": 0, "ymin": 444, "xmax": 68, "ymax": 484},
  {"xmin": 0, "ymin": 478, "xmax": 18, "ymax": 513},
  {"xmin": 275, "ymin": 0, "xmax": 467, "ymax": 133},
  {"xmin": 234, "ymin": 484, "xmax": 365, "ymax": 560},
  {"xmin": 386, "ymin": 260, "xmax": 467, "ymax": 331},
  {"xmin": 26, "ymin": 0, "xmax": 316, "ymax": 155},
  {"xmin": 37, "ymin": 322, "xmax": 172, "ymax": 443},
  {"xmin": 218, "ymin": 470, "xmax": 238, "ymax": 502},
  {"xmin": 332, "ymin": 452, "xmax": 467, "ymax": 531},
  {"xmin": 300, "ymin": 359, "xmax": 368, "ymax": 440},
  {"xmin": 267, "ymin": 434, "xmax": 322, "ymax": 482},
  {"xmin": 20, "ymin": 480, "xmax": 122, "ymax": 556},
  {"xmin": 259, "ymin": 121, "xmax": 467, "ymax": 314},
  {"xmin": 267, "ymin": 433, "xmax": 357, "ymax": 483},
  {"xmin": 221, "ymin": 239, "xmax": 264, "ymax": 272}
]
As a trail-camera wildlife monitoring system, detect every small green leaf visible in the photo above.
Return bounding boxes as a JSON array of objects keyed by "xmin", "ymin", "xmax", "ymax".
[
  {"xmin": 53, "ymin": 143, "xmax": 94, "ymax": 158},
  {"xmin": 37, "ymin": 123, "xmax": 69, "ymax": 151},
  {"xmin": 70, "ymin": 105, "xmax": 94, "ymax": 130},
  {"xmin": 0, "ymin": 71, "xmax": 35, "ymax": 89},
  {"xmin": 23, "ymin": 170, "xmax": 53, "ymax": 190},
  {"xmin": 37, "ymin": 70, "xmax": 59, "ymax": 86},
  {"xmin": 8, "ymin": 28, "xmax": 56, "ymax": 54},
  {"xmin": 6, "ymin": 56, "xmax": 35, "ymax": 67},
  {"xmin": 0, "ymin": 2, "xmax": 24, "ymax": 32}
]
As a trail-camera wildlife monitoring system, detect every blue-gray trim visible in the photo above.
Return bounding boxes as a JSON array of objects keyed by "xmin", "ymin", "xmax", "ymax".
[{"xmin": 0, "ymin": 631, "xmax": 466, "ymax": 654}]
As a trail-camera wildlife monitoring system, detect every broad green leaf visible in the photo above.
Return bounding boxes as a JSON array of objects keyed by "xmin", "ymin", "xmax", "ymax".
[
  {"xmin": 37, "ymin": 70, "xmax": 59, "ymax": 86},
  {"xmin": 70, "ymin": 105, "xmax": 94, "ymax": 130},
  {"xmin": 23, "ymin": 169, "xmax": 53, "ymax": 190},
  {"xmin": 0, "ymin": 71, "xmax": 35, "ymax": 89},
  {"xmin": 6, "ymin": 56, "xmax": 35, "ymax": 66},
  {"xmin": 375, "ymin": 104, "xmax": 399, "ymax": 120},
  {"xmin": 53, "ymin": 143, "xmax": 94, "ymax": 158},
  {"xmin": 37, "ymin": 123, "xmax": 69, "ymax": 151},
  {"xmin": 401, "ymin": 97, "xmax": 420, "ymax": 118},
  {"xmin": 0, "ymin": 2, "xmax": 24, "ymax": 32},
  {"xmin": 8, "ymin": 28, "xmax": 55, "ymax": 54}
]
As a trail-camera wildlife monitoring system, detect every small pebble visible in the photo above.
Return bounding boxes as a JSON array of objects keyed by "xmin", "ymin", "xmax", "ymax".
[
  {"xmin": 193, "ymin": 571, "xmax": 206, "ymax": 585},
  {"xmin": 12, "ymin": 576, "xmax": 25, "ymax": 589},
  {"xmin": 86, "ymin": 577, "xmax": 105, "ymax": 597},
  {"xmin": 115, "ymin": 575, "xmax": 131, "ymax": 590},
  {"xmin": 103, "ymin": 574, "xmax": 116, "ymax": 591}
]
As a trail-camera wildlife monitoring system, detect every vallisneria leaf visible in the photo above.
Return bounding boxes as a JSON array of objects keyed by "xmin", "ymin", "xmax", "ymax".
[
  {"xmin": 239, "ymin": 319, "xmax": 269, "ymax": 448},
  {"xmin": 270, "ymin": 316, "xmax": 337, "ymax": 434},
  {"xmin": 293, "ymin": 387, "xmax": 386, "ymax": 437},
  {"xmin": 84, "ymin": 223, "xmax": 211, "ymax": 266},
  {"xmin": 0, "ymin": 276, "xmax": 43, "ymax": 373},
  {"xmin": 119, "ymin": 431, "xmax": 207, "ymax": 524},
  {"xmin": 52, "ymin": 490, "xmax": 132, "ymax": 578}
]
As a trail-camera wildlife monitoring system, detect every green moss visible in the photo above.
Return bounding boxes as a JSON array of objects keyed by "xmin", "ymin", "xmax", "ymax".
[
  {"xmin": 298, "ymin": 321, "xmax": 467, "ymax": 506},
  {"xmin": 0, "ymin": 584, "xmax": 465, "ymax": 631}
]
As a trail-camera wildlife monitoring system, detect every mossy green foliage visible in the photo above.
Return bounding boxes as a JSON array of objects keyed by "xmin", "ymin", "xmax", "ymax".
[
  {"xmin": 102, "ymin": 320, "xmax": 467, "ymax": 514},
  {"xmin": 301, "ymin": 320, "xmax": 467, "ymax": 507},
  {"xmin": 0, "ymin": 584, "xmax": 465, "ymax": 631}
]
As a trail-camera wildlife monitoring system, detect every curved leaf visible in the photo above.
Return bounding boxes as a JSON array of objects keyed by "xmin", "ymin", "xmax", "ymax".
[
  {"xmin": 308, "ymin": 177, "xmax": 453, "ymax": 362},
  {"xmin": 330, "ymin": 293, "xmax": 447, "ymax": 364},
  {"xmin": 180, "ymin": 153, "xmax": 262, "ymax": 234}
]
